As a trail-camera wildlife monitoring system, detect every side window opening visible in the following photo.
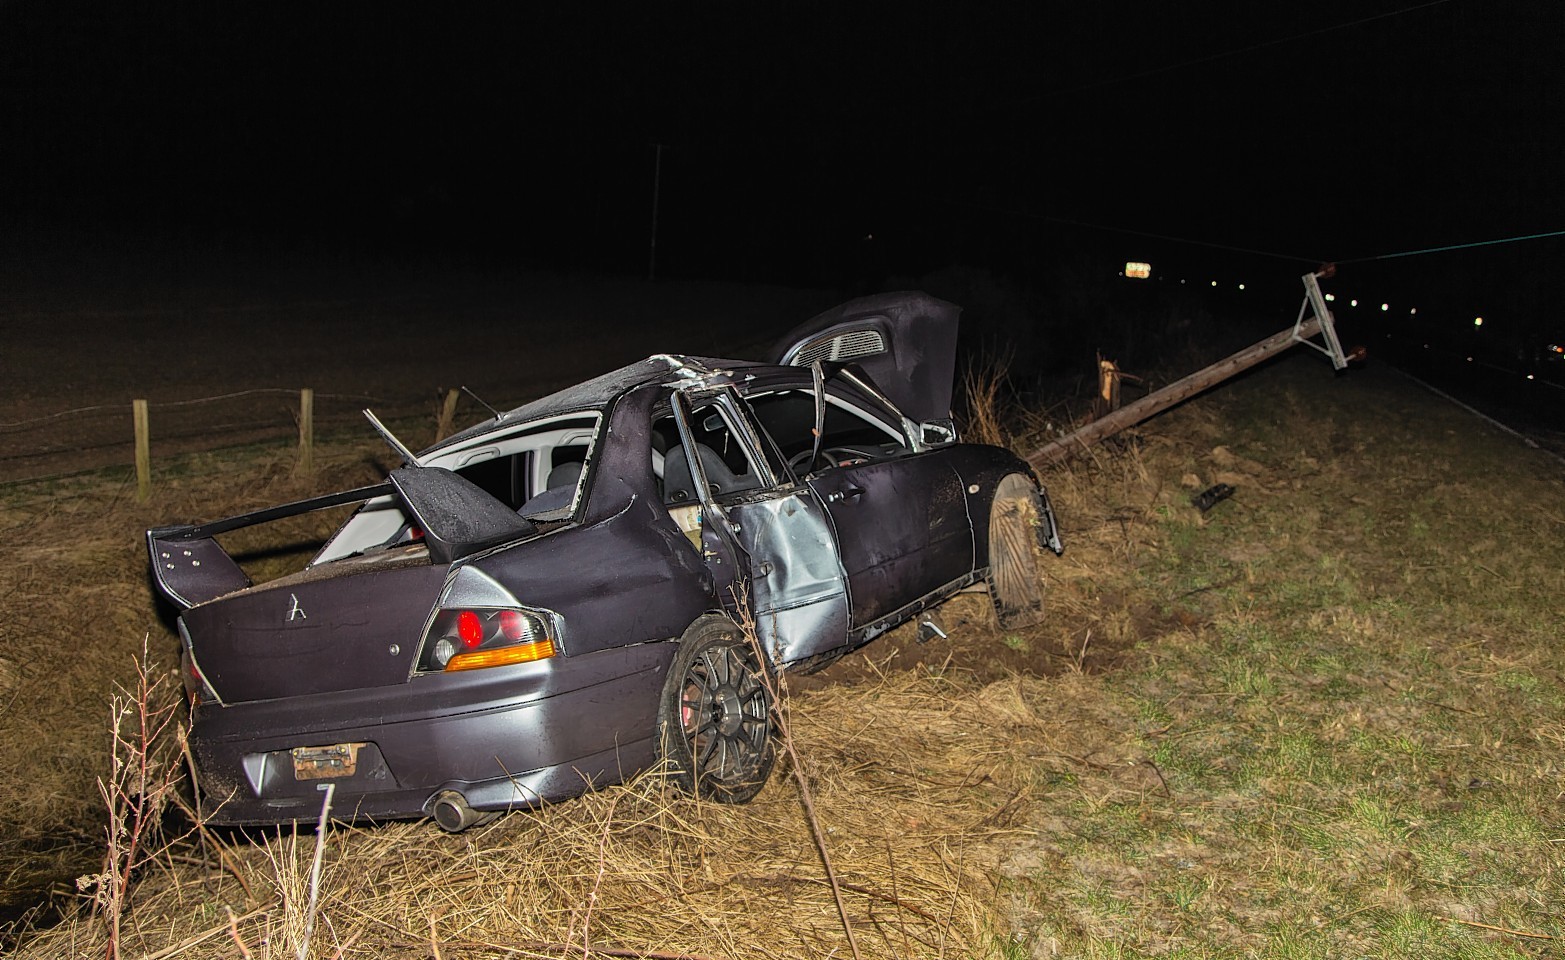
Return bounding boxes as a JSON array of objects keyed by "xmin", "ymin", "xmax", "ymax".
[
  {"xmin": 744, "ymin": 387, "xmax": 909, "ymax": 474},
  {"xmin": 651, "ymin": 397, "xmax": 769, "ymax": 551},
  {"xmin": 656, "ymin": 402, "xmax": 765, "ymax": 504},
  {"xmin": 648, "ymin": 416, "xmax": 701, "ymax": 550}
]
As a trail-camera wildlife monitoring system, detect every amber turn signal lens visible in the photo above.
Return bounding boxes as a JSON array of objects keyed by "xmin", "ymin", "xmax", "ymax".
[{"xmin": 444, "ymin": 638, "xmax": 556, "ymax": 672}]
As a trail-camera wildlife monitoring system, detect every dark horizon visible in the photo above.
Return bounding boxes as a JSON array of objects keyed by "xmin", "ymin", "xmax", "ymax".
[{"xmin": 3, "ymin": 2, "xmax": 1562, "ymax": 350}]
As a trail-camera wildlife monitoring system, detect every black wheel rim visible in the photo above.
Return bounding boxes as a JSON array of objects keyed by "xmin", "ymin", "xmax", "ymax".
[{"xmin": 680, "ymin": 642, "xmax": 770, "ymax": 788}]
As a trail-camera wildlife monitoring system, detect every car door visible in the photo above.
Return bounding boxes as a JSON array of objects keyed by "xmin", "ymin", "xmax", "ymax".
[
  {"xmin": 740, "ymin": 381, "xmax": 975, "ymax": 633},
  {"xmin": 808, "ymin": 452, "xmax": 972, "ymax": 630},
  {"xmin": 663, "ymin": 390, "xmax": 853, "ymax": 666}
]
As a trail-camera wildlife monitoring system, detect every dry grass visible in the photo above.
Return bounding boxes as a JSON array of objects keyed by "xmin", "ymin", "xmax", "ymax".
[
  {"xmin": 7, "ymin": 352, "xmax": 1565, "ymax": 958},
  {"xmin": 0, "ymin": 442, "xmax": 393, "ymax": 933},
  {"xmin": 19, "ymin": 668, "xmax": 1052, "ymax": 958},
  {"xmin": 958, "ymin": 355, "xmax": 1014, "ymax": 449}
]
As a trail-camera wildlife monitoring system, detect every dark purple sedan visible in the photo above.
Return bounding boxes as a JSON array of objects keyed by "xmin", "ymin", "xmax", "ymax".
[{"xmin": 148, "ymin": 292, "xmax": 1062, "ymax": 831}]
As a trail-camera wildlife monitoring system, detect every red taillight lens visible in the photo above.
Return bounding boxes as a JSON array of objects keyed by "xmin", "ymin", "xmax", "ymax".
[
  {"xmin": 499, "ymin": 609, "xmax": 529, "ymax": 641},
  {"xmin": 457, "ymin": 610, "xmax": 484, "ymax": 647}
]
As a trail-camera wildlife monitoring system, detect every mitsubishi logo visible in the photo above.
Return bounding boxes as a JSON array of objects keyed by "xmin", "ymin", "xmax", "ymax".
[{"xmin": 287, "ymin": 594, "xmax": 308, "ymax": 622}]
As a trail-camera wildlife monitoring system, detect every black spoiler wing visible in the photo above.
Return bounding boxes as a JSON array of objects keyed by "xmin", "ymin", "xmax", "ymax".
[
  {"xmin": 148, "ymin": 482, "xmax": 395, "ymax": 610},
  {"xmin": 148, "ymin": 469, "xmax": 535, "ymax": 610}
]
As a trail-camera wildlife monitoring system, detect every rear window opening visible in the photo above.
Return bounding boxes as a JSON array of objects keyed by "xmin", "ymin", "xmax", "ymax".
[{"xmin": 313, "ymin": 413, "xmax": 603, "ymax": 565}]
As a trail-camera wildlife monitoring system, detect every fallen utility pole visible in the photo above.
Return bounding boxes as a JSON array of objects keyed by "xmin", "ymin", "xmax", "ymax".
[{"xmin": 1028, "ymin": 268, "xmax": 1349, "ymax": 468}]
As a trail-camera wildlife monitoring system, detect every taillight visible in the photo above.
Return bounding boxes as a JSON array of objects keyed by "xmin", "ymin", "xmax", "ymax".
[
  {"xmin": 457, "ymin": 610, "xmax": 484, "ymax": 647},
  {"xmin": 181, "ymin": 650, "xmax": 202, "ymax": 698},
  {"xmin": 418, "ymin": 607, "xmax": 558, "ymax": 673}
]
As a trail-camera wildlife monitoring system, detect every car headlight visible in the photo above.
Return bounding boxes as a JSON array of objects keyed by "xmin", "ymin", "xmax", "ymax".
[{"xmin": 417, "ymin": 607, "xmax": 557, "ymax": 673}]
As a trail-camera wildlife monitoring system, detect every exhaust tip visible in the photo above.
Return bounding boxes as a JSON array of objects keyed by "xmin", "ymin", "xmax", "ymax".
[{"xmin": 431, "ymin": 790, "xmax": 483, "ymax": 832}]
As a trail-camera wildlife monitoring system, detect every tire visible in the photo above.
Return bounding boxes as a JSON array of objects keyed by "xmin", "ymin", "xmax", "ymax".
[
  {"xmin": 989, "ymin": 473, "xmax": 1047, "ymax": 630},
  {"xmin": 658, "ymin": 617, "xmax": 776, "ymax": 803}
]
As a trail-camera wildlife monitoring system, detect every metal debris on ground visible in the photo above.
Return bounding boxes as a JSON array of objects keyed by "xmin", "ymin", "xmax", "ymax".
[
  {"xmin": 916, "ymin": 615, "xmax": 948, "ymax": 644},
  {"xmin": 1191, "ymin": 483, "xmax": 1236, "ymax": 513}
]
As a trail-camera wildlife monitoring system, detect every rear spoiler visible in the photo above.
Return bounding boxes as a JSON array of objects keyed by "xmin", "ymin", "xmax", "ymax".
[
  {"xmin": 148, "ymin": 468, "xmax": 538, "ymax": 610},
  {"xmin": 148, "ymin": 483, "xmax": 394, "ymax": 610}
]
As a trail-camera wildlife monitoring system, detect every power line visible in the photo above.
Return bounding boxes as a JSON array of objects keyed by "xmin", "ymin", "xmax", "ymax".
[
  {"xmin": 1335, "ymin": 228, "xmax": 1565, "ymax": 264},
  {"xmin": 961, "ymin": 195, "xmax": 1565, "ymax": 275}
]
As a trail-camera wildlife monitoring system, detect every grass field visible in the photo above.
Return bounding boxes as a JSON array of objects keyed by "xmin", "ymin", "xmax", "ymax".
[{"xmin": 3, "ymin": 350, "xmax": 1562, "ymax": 958}]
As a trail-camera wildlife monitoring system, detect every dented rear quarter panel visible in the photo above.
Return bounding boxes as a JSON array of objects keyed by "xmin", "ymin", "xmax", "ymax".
[{"xmin": 465, "ymin": 383, "xmax": 718, "ymax": 659}]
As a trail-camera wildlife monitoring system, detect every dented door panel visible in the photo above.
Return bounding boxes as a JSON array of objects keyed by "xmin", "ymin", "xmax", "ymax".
[
  {"xmin": 808, "ymin": 453, "xmax": 973, "ymax": 627},
  {"xmin": 725, "ymin": 491, "xmax": 850, "ymax": 665}
]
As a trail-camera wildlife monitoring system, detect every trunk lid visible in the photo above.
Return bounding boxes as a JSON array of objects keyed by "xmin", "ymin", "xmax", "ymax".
[
  {"xmin": 769, "ymin": 291, "xmax": 961, "ymax": 424},
  {"xmin": 182, "ymin": 558, "xmax": 448, "ymax": 703}
]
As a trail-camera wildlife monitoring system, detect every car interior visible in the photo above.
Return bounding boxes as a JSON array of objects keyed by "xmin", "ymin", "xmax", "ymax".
[{"xmin": 311, "ymin": 413, "xmax": 602, "ymax": 565}]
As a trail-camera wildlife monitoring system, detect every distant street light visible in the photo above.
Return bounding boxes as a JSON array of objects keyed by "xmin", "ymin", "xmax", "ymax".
[
  {"xmin": 1474, "ymin": 316, "xmax": 1484, "ymax": 327},
  {"xmin": 1380, "ymin": 303, "xmax": 1389, "ymax": 311}
]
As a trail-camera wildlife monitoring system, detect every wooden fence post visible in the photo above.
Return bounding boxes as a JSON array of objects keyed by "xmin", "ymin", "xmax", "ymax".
[
  {"xmin": 133, "ymin": 399, "xmax": 150, "ymax": 501},
  {"xmin": 298, "ymin": 388, "xmax": 315, "ymax": 474},
  {"xmin": 435, "ymin": 388, "xmax": 461, "ymax": 443}
]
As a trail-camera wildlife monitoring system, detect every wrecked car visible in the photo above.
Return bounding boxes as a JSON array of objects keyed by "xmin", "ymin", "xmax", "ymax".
[{"xmin": 148, "ymin": 291, "xmax": 1063, "ymax": 831}]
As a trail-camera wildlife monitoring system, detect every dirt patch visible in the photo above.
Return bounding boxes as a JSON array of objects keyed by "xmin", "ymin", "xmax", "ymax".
[{"xmin": 794, "ymin": 586, "xmax": 1183, "ymax": 695}]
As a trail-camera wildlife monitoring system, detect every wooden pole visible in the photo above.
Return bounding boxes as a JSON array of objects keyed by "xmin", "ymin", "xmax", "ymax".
[
  {"xmin": 297, "ymin": 388, "xmax": 314, "ymax": 474},
  {"xmin": 1027, "ymin": 317, "xmax": 1323, "ymax": 468},
  {"xmin": 133, "ymin": 399, "xmax": 150, "ymax": 501},
  {"xmin": 435, "ymin": 388, "xmax": 461, "ymax": 443}
]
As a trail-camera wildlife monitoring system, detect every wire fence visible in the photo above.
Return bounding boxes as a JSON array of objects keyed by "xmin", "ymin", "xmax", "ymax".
[
  {"xmin": 0, "ymin": 384, "xmax": 477, "ymax": 493},
  {"xmin": 0, "ymin": 389, "xmax": 387, "ymax": 432}
]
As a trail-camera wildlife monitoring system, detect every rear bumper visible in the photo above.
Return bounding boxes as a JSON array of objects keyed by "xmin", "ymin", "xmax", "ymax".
[{"xmin": 189, "ymin": 642, "xmax": 673, "ymax": 826}]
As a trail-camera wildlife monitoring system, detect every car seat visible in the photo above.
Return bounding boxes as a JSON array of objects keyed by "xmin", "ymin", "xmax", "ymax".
[{"xmin": 518, "ymin": 461, "xmax": 584, "ymax": 519}]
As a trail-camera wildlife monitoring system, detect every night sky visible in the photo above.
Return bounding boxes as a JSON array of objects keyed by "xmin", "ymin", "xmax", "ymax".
[{"xmin": 3, "ymin": 1, "xmax": 1562, "ymax": 338}]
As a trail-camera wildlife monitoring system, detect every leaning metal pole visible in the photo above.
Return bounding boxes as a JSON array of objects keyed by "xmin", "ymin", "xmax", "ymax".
[{"xmin": 1026, "ymin": 269, "xmax": 1344, "ymax": 468}]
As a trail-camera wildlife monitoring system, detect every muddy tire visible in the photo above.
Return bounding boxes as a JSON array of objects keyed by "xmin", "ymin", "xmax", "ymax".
[
  {"xmin": 658, "ymin": 617, "xmax": 776, "ymax": 803},
  {"xmin": 988, "ymin": 473, "xmax": 1047, "ymax": 630}
]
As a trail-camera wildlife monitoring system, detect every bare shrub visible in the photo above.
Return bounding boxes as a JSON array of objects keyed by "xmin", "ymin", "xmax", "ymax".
[
  {"xmin": 78, "ymin": 634, "xmax": 183, "ymax": 960},
  {"xmin": 959, "ymin": 353, "xmax": 1013, "ymax": 449}
]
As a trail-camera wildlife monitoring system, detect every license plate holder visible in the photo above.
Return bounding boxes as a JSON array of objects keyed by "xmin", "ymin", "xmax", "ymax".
[{"xmin": 291, "ymin": 742, "xmax": 365, "ymax": 780}]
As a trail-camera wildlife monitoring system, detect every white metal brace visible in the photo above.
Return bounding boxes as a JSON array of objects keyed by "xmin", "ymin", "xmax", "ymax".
[{"xmin": 1293, "ymin": 269, "xmax": 1349, "ymax": 369}]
